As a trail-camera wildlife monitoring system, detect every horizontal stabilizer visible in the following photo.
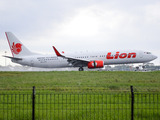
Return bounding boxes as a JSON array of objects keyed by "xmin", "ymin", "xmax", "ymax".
[{"xmin": 3, "ymin": 55, "xmax": 22, "ymax": 60}]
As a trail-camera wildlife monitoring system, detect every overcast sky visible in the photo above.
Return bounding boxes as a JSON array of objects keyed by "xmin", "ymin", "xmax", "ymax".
[{"xmin": 0, "ymin": 0, "xmax": 160, "ymax": 66}]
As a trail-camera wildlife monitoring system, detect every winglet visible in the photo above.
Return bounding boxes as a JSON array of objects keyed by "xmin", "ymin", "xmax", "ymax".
[{"xmin": 53, "ymin": 46, "xmax": 62, "ymax": 56}]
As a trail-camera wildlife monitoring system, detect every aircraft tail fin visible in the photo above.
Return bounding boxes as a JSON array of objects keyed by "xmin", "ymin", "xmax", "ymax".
[{"xmin": 5, "ymin": 32, "xmax": 39, "ymax": 57}]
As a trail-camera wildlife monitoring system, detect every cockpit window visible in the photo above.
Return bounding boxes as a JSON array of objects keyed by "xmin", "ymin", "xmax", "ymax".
[{"xmin": 146, "ymin": 52, "xmax": 151, "ymax": 54}]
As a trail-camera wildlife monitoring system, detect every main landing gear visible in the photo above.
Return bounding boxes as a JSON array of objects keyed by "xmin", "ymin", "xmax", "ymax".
[{"xmin": 78, "ymin": 67, "xmax": 84, "ymax": 71}]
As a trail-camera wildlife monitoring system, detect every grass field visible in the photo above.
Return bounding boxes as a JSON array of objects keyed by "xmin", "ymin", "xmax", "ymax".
[
  {"xmin": 0, "ymin": 71, "xmax": 160, "ymax": 93},
  {"xmin": 0, "ymin": 71, "xmax": 160, "ymax": 119}
]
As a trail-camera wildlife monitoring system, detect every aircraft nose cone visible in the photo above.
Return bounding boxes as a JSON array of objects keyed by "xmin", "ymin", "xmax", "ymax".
[{"xmin": 152, "ymin": 55, "xmax": 158, "ymax": 60}]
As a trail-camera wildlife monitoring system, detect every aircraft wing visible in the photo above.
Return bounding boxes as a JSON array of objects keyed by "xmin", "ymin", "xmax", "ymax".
[
  {"xmin": 3, "ymin": 55, "xmax": 22, "ymax": 60},
  {"xmin": 53, "ymin": 46, "xmax": 89, "ymax": 67}
]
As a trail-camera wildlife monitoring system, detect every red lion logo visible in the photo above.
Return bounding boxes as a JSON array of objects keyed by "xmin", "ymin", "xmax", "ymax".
[{"xmin": 11, "ymin": 42, "xmax": 22, "ymax": 54}]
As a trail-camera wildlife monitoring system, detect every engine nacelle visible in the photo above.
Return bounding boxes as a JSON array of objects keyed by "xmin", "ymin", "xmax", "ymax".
[{"xmin": 88, "ymin": 61, "xmax": 104, "ymax": 69}]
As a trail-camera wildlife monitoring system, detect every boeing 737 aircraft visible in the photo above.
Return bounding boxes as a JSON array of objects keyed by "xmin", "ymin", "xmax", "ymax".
[{"xmin": 3, "ymin": 32, "xmax": 157, "ymax": 71}]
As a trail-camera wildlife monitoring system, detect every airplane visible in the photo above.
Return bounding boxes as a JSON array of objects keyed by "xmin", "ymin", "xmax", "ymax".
[{"xmin": 3, "ymin": 32, "xmax": 157, "ymax": 71}]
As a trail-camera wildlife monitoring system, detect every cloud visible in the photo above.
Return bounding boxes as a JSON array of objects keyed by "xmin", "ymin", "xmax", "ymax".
[
  {"xmin": 49, "ymin": 2, "xmax": 160, "ymax": 50},
  {"xmin": 0, "ymin": 0, "xmax": 160, "ymax": 66}
]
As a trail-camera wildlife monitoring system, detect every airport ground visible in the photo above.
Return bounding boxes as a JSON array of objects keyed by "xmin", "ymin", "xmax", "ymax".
[
  {"xmin": 0, "ymin": 71, "xmax": 160, "ymax": 93},
  {"xmin": 0, "ymin": 71, "xmax": 160, "ymax": 120}
]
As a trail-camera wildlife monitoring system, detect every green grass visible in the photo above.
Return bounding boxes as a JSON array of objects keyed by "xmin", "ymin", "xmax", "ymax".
[
  {"xmin": 0, "ymin": 71, "xmax": 160, "ymax": 93},
  {"xmin": 0, "ymin": 71, "xmax": 160, "ymax": 119},
  {"xmin": 0, "ymin": 93, "xmax": 159, "ymax": 120}
]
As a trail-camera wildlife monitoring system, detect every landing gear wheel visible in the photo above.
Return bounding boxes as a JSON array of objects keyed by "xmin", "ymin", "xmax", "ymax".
[{"xmin": 79, "ymin": 67, "xmax": 84, "ymax": 71}]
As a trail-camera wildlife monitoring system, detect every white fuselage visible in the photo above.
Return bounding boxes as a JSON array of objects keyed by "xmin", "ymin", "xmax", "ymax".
[
  {"xmin": 5, "ymin": 32, "xmax": 157, "ymax": 70},
  {"xmin": 12, "ymin": 50, "xmax": 157, "ymax": 68}
]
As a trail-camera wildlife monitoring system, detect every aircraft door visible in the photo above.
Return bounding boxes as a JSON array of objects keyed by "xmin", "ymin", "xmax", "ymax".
[
  {"xmin": 139, "ymin": 51, "xmax": 143, "ymax": 58},
  {"xmin": 30, "ymin": 58, "xmax": 34, "ymax": 67}
]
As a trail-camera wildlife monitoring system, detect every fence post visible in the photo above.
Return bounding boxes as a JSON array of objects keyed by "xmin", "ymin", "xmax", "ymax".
[
  {"xmin": 32, "ymin": 86, "xmax": 35, "ymax": 120},
  {"xmin": 130, "ymin": 86, "xmax": 134, "ymax": 120}
]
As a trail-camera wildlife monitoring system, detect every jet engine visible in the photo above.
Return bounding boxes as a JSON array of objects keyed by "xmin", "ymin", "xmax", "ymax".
[{"xmin": 88, "ymin": 61, "xmax": 104, "ymax": 69}]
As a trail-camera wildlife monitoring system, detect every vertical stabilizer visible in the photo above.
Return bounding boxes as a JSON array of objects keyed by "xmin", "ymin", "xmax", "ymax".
[{"xmin": 5, "ymin": 32, "xmax": 38, "ymax": 57}]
